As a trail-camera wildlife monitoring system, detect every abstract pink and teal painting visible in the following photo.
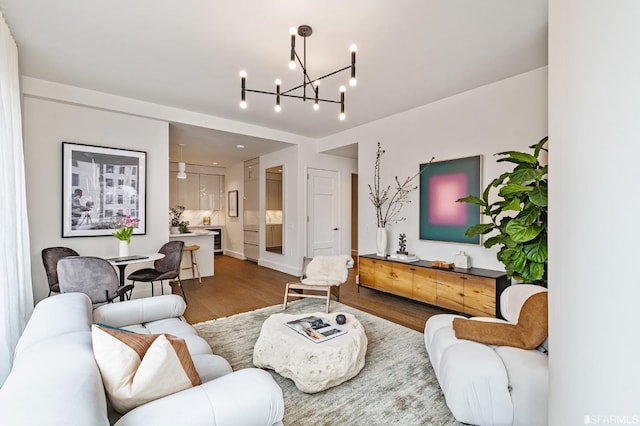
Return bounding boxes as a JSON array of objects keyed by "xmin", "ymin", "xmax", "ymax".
[{"xmin": 419, "ymin": 156, "xmax": 481, "ymax": 244}]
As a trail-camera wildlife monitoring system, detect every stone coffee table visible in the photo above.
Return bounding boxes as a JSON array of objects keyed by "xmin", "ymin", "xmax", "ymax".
[{"xmin": 253, "ymin": 312, "xmax": 368, "ymax": 393}]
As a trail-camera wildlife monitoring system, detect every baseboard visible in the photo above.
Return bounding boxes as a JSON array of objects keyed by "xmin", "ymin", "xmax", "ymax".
[
  {"xmin": 258, "ymin": 258, "xmax": 298, "ymax": 276},
  {"xmin": 223, "ymin": 249, "xmax": 246, "ymax": 260}
]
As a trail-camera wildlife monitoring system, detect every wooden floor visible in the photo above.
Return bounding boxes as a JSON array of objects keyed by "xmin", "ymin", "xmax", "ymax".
[{"xmin": 172, "ymin": 255, "xmax": 451, "ymax": 332}]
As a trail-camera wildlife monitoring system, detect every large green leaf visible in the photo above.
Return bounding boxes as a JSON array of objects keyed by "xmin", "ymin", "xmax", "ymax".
[
  {"xmin": 529, "ymin": 185, "xmax": 548, "ymax": 207},
  {"xmin": 465, "ymin": 223, "xmax": 494, "ymax": 237},
  {"xmin": 491, "ymin": 172, "xmax": 512, "ymax": 188},
  {"xmin": 516, "ymin": 206, "xmax": 540, "ymax": 226},
  {"xmin": 505, "ymin": 220, "xmax": 542, "ymax": 242},
  {"xmin": 500, "ymin": 197, "xmax": 522, "ymax": 212},
  {"xmin": 525, "ymin": 262, "xmax": 546, "ymax": 282},
  {"xmin": 496, "ymin": 151, "xmax": 537, "ymax": 165},
  {"xmin": 509, "ymin": 249, "xmax": 527, "ymax": 273},
  {"xmin": 457, "ymin": 195, "xmax": 485, "ymax": 206},
  {"xmin": 483, "ymin": 235, "xmax": 506, "ymax": 248},
  {"xmin": 523, "ymin": 239, "xmax": 548, "ymax": 263},
  {"xmin": 509, "ymin": 169, "xmax": 539, "ymax": 184},
  {"xmin": 499, "ymin": 183, "xmax": 534, "ymax": 198}
]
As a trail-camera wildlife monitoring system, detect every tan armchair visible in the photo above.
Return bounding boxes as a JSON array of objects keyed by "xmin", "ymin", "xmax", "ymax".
[{"xmin": 283, "ymin": 255, "xmax": 353, "ymax": 313}]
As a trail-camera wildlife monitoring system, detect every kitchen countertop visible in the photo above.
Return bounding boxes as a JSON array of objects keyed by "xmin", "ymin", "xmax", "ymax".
[{"xmin": 169, "ymin": 231, "xmax": 219, "ymax": 237}]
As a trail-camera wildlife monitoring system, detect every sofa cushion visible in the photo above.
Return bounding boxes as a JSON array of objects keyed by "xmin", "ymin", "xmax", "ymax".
[
  {"xmin": 452, "ymin": 291, "xmax": 548, "ymax": 350},
  {"xmin": 92, "ymin": 324, "xmax": 202, "ymax": 414}
]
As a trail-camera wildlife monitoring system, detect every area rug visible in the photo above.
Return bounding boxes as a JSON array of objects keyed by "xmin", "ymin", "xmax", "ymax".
[{"xmin": 193, "ymin": 299, "xmax": 460, "ymax": 426}]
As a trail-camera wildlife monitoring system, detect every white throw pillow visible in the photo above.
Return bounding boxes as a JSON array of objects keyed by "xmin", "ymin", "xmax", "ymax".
[{"xmin": 92, "ymin": 324, "xmax": 202, "ymax": 413}]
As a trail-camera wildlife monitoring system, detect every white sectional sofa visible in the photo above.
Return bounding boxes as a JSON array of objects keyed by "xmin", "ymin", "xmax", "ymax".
[
  {"xmin": 0, "ymin": 293, "xmax": 284, "ymax": 426},
  {"xmin": 425, "ymin": 284, "xmax": 548, "ymax": 426}
]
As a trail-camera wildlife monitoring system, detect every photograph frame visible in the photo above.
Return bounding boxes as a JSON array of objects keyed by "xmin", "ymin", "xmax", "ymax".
[
  {"xmin": 62, "ymin": 142, "xmax": 147, "ymax": 238},
  {"xmin": 228, "ymin": 190, "xmax": 239, "ymax": 217},
  {"xmin": 419, "ymin": 155, "xmax": 482, "ymax": 244}
]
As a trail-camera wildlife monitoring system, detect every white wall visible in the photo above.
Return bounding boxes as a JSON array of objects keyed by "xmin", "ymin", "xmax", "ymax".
[
  {"xmin": 549, "ymin": 2, "xmax": 640, "ymax": 424},
  {"xmin": 23, "ymin": 97, "xmax": 169, "ymax": 302},
  {"xmin": 224, "ymin": 161, "xmax": 244, "ymax": 258},
  {"xmin": 319, "ymin": 67, "xmax": 548, "ymax": 272}
]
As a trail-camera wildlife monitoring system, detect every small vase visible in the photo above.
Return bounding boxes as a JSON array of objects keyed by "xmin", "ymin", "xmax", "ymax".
[
  {"xmin": 118, "ymin": 240, "xmax": 129, "ymax": 257},
  {"xmin": 376, "ymin": 227, "xmax": 387, "ymax": 257},
  {"xmin": 170, "ymin": 226, "xmax": 180, "ymax": 234}
]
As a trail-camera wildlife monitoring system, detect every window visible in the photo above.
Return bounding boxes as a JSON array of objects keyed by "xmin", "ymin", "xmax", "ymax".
[
  {"xmin": 105, "ymin": 210, "xmax": 113, "ymax": 217},
  {"xmin": 130, "ymin": 195, "xmax": 137, "ymax": 205},
  {"xmin": 132, "ymin": 168, "xmax": 137, "ymax": 176},
  {"xmin": 72, "ymin": 173, "xmax": 79, "ymax": 186},
  {"xmin": 106, "ymin": 165, "xmax": 114, "ymax": 173},
  {"xmin": 72, "ymin": 159, "xmax": 78, "ymax": 167},
  {"xmin": 117, "ymin": 179, "xmax": 124, "ymax": 186},
  {"xmin": 131, "ymin": 180, "xmax": 137, "ymax": 190},
  {"xmin": 117, "ymin": 195, "xmax": 123, "ymax": 204},
  {"xmin": 105, "ymin": 194, "xmax": 113, "ymax": 204},
  {"xmin": 106, "ymin": 178, "xmax": 113, "ymax": 187},
  {"xmin": 119, "ymin": 166, "xmax": 126, "ymax": 174},
  {"xmin": 117, "ymin": 209, "xmax": 123, "ymax": 217}
]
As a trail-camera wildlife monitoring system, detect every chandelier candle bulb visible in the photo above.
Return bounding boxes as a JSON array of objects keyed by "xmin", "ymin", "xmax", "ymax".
[
  {"xmin": 275, "ymin": 79, "xmax": 281, "ymax": 112},
  {"xmin": 289, "ymin": 27, "xmax": 296, "ymax": 69},
  {"xmin": 350, "ymin": 45, "xmax": 357, "ymax": 86},
  {"xmin": 240, "ymin": 70, "xmax": 247, "ymax": 109}
]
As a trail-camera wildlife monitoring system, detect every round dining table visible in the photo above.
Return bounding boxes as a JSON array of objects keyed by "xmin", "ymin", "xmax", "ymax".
[{"xmin": 106, "ymin": 253, "xmax": 165, "ymax": 300}]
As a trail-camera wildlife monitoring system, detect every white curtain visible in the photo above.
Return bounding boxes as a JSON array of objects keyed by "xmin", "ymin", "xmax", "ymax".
[{"xmin": 0, "ymin": 11, "xmax": 33, "ymax": 386}]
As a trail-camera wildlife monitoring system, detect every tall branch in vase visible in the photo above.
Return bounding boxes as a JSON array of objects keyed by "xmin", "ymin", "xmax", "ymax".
[{"xmin": 368, "ymin": 142, "xmax": 434, "ymax": 228}]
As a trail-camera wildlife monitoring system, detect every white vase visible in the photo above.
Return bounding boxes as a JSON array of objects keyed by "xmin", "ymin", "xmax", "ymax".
[
  {"xmin": 376, "ymin": 227, "xmax": 387, "ymax": 257},
  {"xmin": 170, "ymin": 226, "xmax": 180, "ymax": 234},
  {"xmin": 118, "ymin": 240, "xmax": 129, "ymax": 257}
]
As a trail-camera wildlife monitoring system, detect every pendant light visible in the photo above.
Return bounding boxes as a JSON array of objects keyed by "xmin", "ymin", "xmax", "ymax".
[{"xmin": 177, "ymin": 144, "xmax": 187, "ymax": 179}]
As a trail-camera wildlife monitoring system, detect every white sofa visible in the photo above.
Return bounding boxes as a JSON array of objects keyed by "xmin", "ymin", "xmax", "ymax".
[
  {"xmin": 424, "ymin": 284, "xmax": 548, "ymax": 426},
  {"xmin": 0, "ymin": 293, "xmax": 284, "ymax": 426}
]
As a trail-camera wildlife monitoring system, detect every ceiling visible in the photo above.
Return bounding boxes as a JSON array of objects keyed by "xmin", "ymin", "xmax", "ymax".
[{"xmin": 0, "ymin": 0, "xmax": 548, "ymax": 166}]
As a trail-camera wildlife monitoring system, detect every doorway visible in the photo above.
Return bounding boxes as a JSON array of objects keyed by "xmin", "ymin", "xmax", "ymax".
[{"xmin": 307, "ymin": 168, "xmax": 340, "ymax": 257}]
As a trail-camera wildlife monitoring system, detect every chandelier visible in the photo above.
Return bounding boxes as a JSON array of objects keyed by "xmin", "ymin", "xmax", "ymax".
[{"xmin": 239, "ymin": 25, "xmax": 357, "ymax": 120}]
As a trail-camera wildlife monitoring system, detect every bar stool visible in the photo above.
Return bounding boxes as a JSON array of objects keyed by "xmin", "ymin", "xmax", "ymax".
[{"xmin": 182, "ymin": 245, "xmax": 202, "ymax": 284}]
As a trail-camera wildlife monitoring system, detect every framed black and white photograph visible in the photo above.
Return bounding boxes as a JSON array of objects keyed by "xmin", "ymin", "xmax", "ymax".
[
  {"xmin": 62, "ymin": 142, "xmax": 146, "ymax": 238},
  {"xmin": 228, "ymin": 190, "xmax": 238, "ymax": 217}
]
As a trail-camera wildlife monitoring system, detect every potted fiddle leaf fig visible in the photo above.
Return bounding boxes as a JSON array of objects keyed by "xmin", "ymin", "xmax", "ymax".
[{"xmin": 457, "ymin": 137, "xmax": 548, "ymax": 285}]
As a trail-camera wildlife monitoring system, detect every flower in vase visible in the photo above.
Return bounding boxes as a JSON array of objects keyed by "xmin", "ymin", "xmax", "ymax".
[{"xmin": 113, "ymin": 215, "xmax": 140, "ymax": 243}]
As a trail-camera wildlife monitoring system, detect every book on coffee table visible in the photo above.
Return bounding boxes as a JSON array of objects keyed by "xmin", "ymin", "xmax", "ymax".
[{"xmin": 285, "ymin": 316, "xmax": 347, "ymax": 343}]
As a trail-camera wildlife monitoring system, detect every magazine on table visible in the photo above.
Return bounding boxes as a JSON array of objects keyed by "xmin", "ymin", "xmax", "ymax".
[{"xmin": 285, "ymin": 316, "xmax": 347, "ymax": 343}]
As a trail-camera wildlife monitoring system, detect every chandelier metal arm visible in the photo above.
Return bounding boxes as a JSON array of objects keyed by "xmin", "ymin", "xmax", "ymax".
[
  {"xmin": 280, "ymin": 65, "xmax": 352, "ymax": 96},
  {"xmin": 244, "ymin": 88, "xmax": 342, "ymax": 104}
]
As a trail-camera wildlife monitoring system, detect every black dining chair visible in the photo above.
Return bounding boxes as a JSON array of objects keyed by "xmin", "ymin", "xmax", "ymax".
[
  {"xmin": 57, "ymin": 256, "xmax": 134, "ymax": 304},
  {"xmin": 126, "ymin": 241, "xmax": 187, "ymax": 302},
  {"xmin": 42, "ymin": 246, "xmax": 80, "ymax": 297}
]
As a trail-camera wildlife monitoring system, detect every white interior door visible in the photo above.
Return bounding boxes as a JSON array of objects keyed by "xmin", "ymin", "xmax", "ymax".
[{"xmin": 307, "ymin": 168, "xmax": 340, "ymax": 257}]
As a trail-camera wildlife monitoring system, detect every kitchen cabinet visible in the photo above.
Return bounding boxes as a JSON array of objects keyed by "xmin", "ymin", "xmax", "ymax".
[
  {"xmin": 199, "ymin": 174, "xmax": 224, "ymax": 211},
  {"xmin": 176, "ymin": 174, "xmax": 199, "ymax": 210},
  {"xmin": 358, "ymin": 255, "xmax": 508, "ymax": 318},
  {"xmin": 244, "ymin": 158, "xmax": 260, "ymax": 261},
  {"xmin": 169, "ymin": 172, "xmax": 224, "ymax": 211}
]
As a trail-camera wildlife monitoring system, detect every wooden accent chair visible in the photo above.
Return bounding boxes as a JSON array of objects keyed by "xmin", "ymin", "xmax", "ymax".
[{"xmin": 283, "ymin": 255, "xmax": 352, "ymax": 313}]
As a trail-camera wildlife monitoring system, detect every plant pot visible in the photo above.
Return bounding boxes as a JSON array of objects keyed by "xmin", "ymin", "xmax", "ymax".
[
  {"xmin": 118, "ymin": 240, "xmax": 129, "ymax": 257},
  {"xmin": 376, "ymin": 227, "xmax": 387, "ymax": 257},
  {"xmin": 170, "ymin": 226, "xmax": 180, "ymax": 234}
]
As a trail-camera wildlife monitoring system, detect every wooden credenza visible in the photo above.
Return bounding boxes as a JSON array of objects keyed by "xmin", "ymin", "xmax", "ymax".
[{"xmin": 358, "ymin": 254, "xmax": 509, "ymax": 318}]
